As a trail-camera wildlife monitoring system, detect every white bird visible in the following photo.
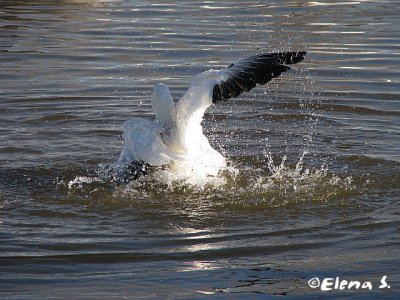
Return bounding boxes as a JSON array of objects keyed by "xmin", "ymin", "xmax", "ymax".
[{"xmin": 117, "ymin": 51, "xmax": 307, "ymax": 181}]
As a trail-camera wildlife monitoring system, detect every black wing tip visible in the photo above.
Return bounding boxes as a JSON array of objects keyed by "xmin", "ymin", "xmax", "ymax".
[{"xmin": 212, "ymin": 51, "xmax": 306, "ymax": 104}]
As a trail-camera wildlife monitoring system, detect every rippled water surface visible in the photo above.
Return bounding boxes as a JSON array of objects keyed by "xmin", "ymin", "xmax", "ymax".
[{"xmin": 1, "ymin": 0, "xmax": 400, "ymax": 298}]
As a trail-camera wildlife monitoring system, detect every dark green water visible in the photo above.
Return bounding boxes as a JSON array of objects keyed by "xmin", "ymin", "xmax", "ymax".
[{"xmin": 1, "ymin": 0, "xmax": 399, "ymax": 298}]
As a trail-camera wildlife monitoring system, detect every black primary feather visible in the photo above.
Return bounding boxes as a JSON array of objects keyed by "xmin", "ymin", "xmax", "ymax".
[{"xmin": 212, "ymin": 51, "xmax": 306, "ymax": 103}]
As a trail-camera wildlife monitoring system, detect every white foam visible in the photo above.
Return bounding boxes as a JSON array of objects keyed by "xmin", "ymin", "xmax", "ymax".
[{"xmin": 68, "ymin": 175, "xmax": 102, "ymax": 189}]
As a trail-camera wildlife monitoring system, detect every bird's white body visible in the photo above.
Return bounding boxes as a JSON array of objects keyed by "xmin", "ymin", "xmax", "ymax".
[{"xmin": 118, "ymin": 69, "xmax": 228, "ymax": 179}]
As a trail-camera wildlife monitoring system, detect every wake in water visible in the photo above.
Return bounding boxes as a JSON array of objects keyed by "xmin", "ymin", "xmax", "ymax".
[{"xmin": 113, "ymin": 52, "xmax": 307, "ymax": 183}]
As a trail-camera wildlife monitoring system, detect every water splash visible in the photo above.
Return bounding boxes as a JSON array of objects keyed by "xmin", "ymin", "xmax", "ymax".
[
  {"xmin": 91, "ymin": 148, "xmax": 355, "ymax": 210},
  {"xmin": 241, "ymin": 150, "xmax": 351, "ymax": 205}
]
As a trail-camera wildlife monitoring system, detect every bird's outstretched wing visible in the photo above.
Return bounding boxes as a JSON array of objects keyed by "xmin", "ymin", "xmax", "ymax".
[
  {"xmin": 151, "ymin": 83, "xmax": 175, "ymax": 129},
  {"xmin": 173, "ymin": 51, "xmax": 306, "ymax": 153},
  {"xmin": 212, "ymin": 51, "xmax": 307, "ymax": 103}
]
